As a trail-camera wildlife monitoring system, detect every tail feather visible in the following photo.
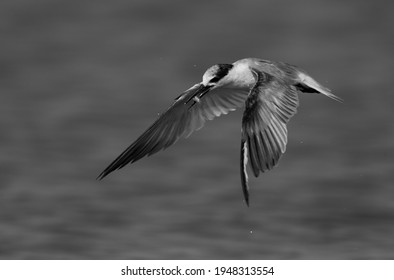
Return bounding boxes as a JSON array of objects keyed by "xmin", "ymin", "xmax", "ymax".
[{"xmin": 297, "ymin": 72, "xmax": 343, "ymax": 103}]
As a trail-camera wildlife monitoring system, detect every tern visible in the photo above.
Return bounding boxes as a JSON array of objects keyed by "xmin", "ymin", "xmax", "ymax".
[{"xmin": 98, "ymin": 58, "xmax": 342, "ymax": 206}]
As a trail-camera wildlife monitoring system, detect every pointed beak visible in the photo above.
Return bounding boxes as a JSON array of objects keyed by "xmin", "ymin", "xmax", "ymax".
[{"xmin": 184, "ymin": 83, "xmax": 213, "ymax": 105}]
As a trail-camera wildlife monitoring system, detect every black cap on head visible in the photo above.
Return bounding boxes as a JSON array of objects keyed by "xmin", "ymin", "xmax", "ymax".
[{"xmin": 209, "ymin": 64, "xmax": 233, "ymax": 83}]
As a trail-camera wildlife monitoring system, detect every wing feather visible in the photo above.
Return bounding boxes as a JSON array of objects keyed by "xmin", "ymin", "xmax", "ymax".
[
  {"xmin": 98, "ymin": 84, "xmax": 248, "ymax": 179},
  {"xmin": 240, "ymin": 69, "xmax": 300, "ymax": 203},
  {"xmin": 240, "ymin": 138, "xmax": 249, "ymax": 206}
]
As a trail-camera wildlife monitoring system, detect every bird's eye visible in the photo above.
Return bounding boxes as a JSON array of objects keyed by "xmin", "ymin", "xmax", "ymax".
[{"xmin": 209, "ymin": 76, "xmax": 220, "ymax": 83}]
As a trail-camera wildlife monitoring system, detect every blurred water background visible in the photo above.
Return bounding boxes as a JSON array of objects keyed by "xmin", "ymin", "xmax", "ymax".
[{"xmin": 1, "ymin": 0, "xmax": 394, "ymax": 259}]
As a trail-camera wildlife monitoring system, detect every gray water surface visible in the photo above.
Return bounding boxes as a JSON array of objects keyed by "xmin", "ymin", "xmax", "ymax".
[{"xmin": 1, "ymin": 0, "xmax": 394, "ymax": 259}]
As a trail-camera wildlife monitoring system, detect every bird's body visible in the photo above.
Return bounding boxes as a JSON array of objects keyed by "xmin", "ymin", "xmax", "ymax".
[{"xmin": 98, "ymin": 58, "xmax": 341, "ymax": 206}]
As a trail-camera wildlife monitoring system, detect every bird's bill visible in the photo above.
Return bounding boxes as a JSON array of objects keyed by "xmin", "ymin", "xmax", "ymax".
[{"xmin": 184, "ymin": 83, "xmax": 213, "ymax": 104}]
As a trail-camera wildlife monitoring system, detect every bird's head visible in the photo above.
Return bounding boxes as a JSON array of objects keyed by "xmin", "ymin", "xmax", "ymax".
[
  {"xmin": 202, "ymin": 61, "xmax": 255, "ymax": 90},
  {"xmin": 184, "ymin": 62, "xmax": 252, "ymax": 105},
  {"xmin": 202, "ymin": 63, "xmax": 234, "ymax": 87},
  {"xmin": 183, "ymin": 64, "xmax": 234, "ymax": 105}
]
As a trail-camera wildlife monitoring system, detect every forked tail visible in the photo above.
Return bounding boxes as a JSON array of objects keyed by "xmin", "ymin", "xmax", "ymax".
[{"xmin": 296, "ymin": 72, "xmax": 343, "ymax": 102}]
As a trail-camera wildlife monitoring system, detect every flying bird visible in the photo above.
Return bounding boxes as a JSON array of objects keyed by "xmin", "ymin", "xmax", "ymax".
[{"xmin": 98, "ymin": 58, "xmax": 342, "ymax": 206}]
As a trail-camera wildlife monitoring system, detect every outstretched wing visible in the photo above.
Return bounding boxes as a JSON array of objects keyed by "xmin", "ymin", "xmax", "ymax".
[
  {"xmin": 240, "ymin": 69, "xmax": 299, "ymax": 205},
  {"xmin": 98, "ymin": 83, "xmax": 247, "ymax": 179}
]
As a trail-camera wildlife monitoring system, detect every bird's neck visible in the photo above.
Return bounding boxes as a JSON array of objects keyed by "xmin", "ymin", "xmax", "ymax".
[{"xmin": 223, "ymin": 64, "xmax": 255, "ymax": 89}]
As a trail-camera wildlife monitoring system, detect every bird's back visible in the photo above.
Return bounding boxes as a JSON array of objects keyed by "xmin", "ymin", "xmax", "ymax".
[{"xmin": 235, "ymin": 58, "xmax": 299, "ymax": 83}]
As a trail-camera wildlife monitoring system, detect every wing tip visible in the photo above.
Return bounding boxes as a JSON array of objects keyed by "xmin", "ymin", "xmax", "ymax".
[
  {"xmin": 97, "ymin": 161, "xmax": 123, "ymax": 180},
  {"xmin": 244, "ymin": 195, "xmax": 250, "ymax": 207},
  {"xmin": 96, "ymin": 169, "xmax": 111, "ymax": 180},
  {"xmin": 241, "ymin": 177, "xmax": 250, "ymax": 207},
  {"xmin": 240, "ymin": 138, "xmax": 250, "ymax": 207}
]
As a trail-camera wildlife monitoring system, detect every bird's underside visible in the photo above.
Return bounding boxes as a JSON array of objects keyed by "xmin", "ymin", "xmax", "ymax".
[{"xmin": 98, "ymin": 58, "xmax": 342, "ymax": 206}]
